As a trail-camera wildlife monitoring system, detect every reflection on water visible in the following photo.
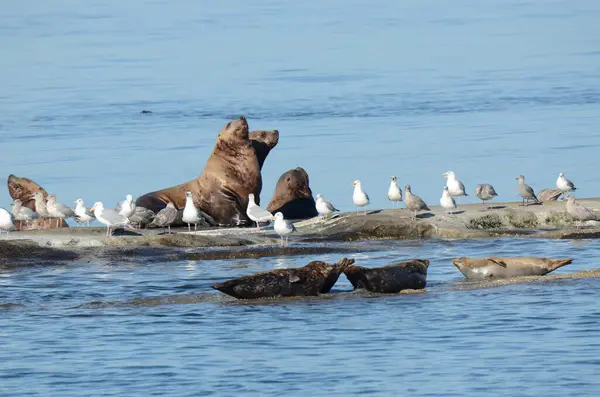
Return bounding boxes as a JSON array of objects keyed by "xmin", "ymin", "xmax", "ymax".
[{"xmin": 1, "ymin": 239, "xmax": 600, "ymax": 396}]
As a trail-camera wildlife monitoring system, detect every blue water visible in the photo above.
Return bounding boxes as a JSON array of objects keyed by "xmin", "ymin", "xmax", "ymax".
[
  {"xmin": 2, "ymin": 0, "xmax": 600, "ymax": 395},
  {"xmin": 2, "ymin": 238, "xmax": 600, "ymax": 396}
]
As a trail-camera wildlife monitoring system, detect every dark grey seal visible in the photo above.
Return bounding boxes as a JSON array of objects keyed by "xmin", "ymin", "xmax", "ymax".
[
  {"xmin": 343, "ymin": 259, "xmax": 429, "ymax": 293},
  {"xmin": 452, "ymin": 257, "xmax": 572, "ymax": 280},
  {"xmin": 212, "ymin": 258, "xmax": 354, "ymax": 299}
]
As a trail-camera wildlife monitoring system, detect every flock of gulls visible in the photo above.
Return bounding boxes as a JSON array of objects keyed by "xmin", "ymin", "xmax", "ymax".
[{"xmin": 0, "ymin": 171, "xmax": 597, "ymax": 243}]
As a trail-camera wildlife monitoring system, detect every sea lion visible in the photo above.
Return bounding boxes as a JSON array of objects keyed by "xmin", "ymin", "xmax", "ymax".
[
  {"xmin": 452, "ymin": 257, "xmax": 573, "ymax": 280},
  {"xmin": 212, "ymin": 258, "xmax": 354, "ymax": 299},
  {"xmin": 135, "ymin": 117, "xmax": 279, "ymax": 226},
  {"xmin": 344, "ymin": 259, "xmax": 429, "ymax": 293},
  {"xmin": 7, "ymin": 174, "xmax": 67, "ymax": 229},
  {"xmin": 266, "ymin": 167, "xmax": 318, "ymax": 220}
]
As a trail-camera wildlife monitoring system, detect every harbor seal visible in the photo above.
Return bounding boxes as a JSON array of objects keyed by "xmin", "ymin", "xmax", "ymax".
[
  {"xmin": 136, "ymin": 117, "xmax": 278, "ymax": 226},
  {"xmin": 266, "ymin": 167, "xmax": 318, "ymax": 220},
  {"xmin": 343, "ymin": 259, "xmax": 429, "ymax": 293},
  {"xmin": 452, "ymin": 257, "xmax": 573, "ymax": 280},
  {"xmin": 212, "ymin": 258, "xmax": 354, "ymax": 299}
]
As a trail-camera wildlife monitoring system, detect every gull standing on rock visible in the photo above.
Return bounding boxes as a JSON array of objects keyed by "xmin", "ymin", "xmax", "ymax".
[
  {"xmin": 556, "ymin": 173, "xmax": 576, "ymax": 198},
  {"xmin": 315, "ymin": 193, "xmax": 339, "ymax": 218},
  {"xmin": 90, "ymin": 202, "xmax": 130, "ymax": 236},
  {"xmin": 404, "ymin": 185, "xmax": 430, "ymax": 220},
  {"xmin": 0, "ymin": 208, "xmax": 15, "ymax": 235},
  {"xmin": 32, "ymin": 191, "xmax": 50, "ymax": 222},
  {"xmin": 246, "ymin": 193, "xmax": 272, "ymax": 230},
  {"xmin": 566, "ymin": 196, "xmax": 598, "ymax": 228},
  {"xmin": 182, "ymin": 191, "xmax": 204, "ymax": 232},
  {"xmin": 12, "ymin": 199, "xmax": 39, "ymax": 229},
  {"xmin": 150, "ymin": 202, "xmax": 178, "ymax": 234},
  {"xmin": 129, "ymin": 207, "xmax": 156, "ymax": 229},
  {"xmin": 273, "ymin": 212, "xmax": 296, "ymax": 246},
  {"xmin": 73, "ymin": 199, "xmax": 95, "ymax": 227},
  {"xmin": 475, "ymin": 184, "xmax": 498, "ymax": 209},
  {"xmin": 352, "ymin": 180, "xmax": 370, "ymax": 215},
  {"xmin": 440, "ymin": 186, "xmax": 457, "ymax": 215},
  {"xmin": 116, "ymin": 194, "xmax": 136, "ymax": 219},
  {"xmin": 46, "ymin": 194, "xmax": 75, "ymax": 228},
  {"xmin": 442, "ymin": 171, "xmax": 468, "ymax": 198},
  {"xmin": 388, "ymin": 176, "xmax": 402, "ymax": 209},
  {"xmin": 516, "ymin": 175, "xmax": 539, "ymax": 206}
]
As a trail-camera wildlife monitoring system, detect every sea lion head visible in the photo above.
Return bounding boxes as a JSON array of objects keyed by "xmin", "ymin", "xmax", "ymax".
[
  {"xmin": 280, "ymin": 168, "xmax": 312, "ymax": 198},
  {"xmin": 218, "ymin": 116, "xmax": 249, "ymax": 142},
  {"xmin": 249, "ymin": 129, "xmax": 280, "ymax": 169},
  {"xmin": 7, "ymin": 174, "xmax": 47, "ymax": 209}
]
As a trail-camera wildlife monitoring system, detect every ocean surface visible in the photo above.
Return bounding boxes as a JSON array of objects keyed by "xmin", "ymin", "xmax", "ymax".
[{"xmin": 1, "ymin": 0, "xmax": 600, "ymax": 396}]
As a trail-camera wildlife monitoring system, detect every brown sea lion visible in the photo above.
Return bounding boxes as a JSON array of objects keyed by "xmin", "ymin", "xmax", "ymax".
[
  {"xmin": 344, "ymin": 259, "xmax": 429, "ymax": 293},
  {"xmin": 135, "ymin": 117, "xmax": 279, "ymax": 226},
  {"xmin": 452, "ymin": 257, "xmax": 573, "ymax": 280},
  {"xmin": 266, "ymin": 167, "xmax": 318, "ymax": 220},
  {"xmin": 7, "ymin": 174, "xmax": 67, "ymax": 229},
  {"xmin": 212, "ymin": 258, "xmax": 354, "ymax": 299}
]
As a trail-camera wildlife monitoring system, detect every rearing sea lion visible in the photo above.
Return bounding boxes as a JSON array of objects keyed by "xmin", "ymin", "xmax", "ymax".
[
  {"xmin": 267, "ymin": 167, "xmax": 318, "ymax": 220},
  {"xmin": 135, "ymin": 117, "xmax": 279, "ymax": 226}
]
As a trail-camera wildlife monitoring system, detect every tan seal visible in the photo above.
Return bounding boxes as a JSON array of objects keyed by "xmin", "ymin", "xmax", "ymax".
[{"xmin": 452, "ymin": 257, "xmax": 573, "ymax": 280}]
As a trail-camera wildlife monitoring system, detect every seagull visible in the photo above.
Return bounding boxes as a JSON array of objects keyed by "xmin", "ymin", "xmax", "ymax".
[
  {"xmin": 442, "ymin": 171, "xmax": 468, "ymax": 198},
  {"xmin": 31, "ymin": 191, "xmax": 50, "ymax": 220},
  {"xmin": 73, "ymin": 199, "xmax": 95, "ymax": 227},
  {"xmin": 246, "ymin": 193, "xmax": 272, "ymax": 230},
  {"xmin": 556, "ymin": 173, "xmax": 576, "ymax": 199},
  {"xmin": 128, "ymin": 207, "xmax": 156, "ymax": 229},
  {"xmin": 116, "ymin": 194, "xmax": 136, "ymax": 219},
  {"xmin": 475, "ymin": 184, "xmax": 498, "ymax": 210},
  {"xmin": 0, "ymin": 208, "xmax": 15, "ymax": 235},
  {"xmin": 440, "ymin": 186, "xmax": 457, "ymax": 215},
  {"xmin": 566, "ymin": 196, "xmax": 598, "ymax": 228},
  {"xmin": 182, "ymin": 191, "xmax": 204, "ymax": 232},
  {"xmin": 352, "ymin": 180, "xmax": 370, "ymax": 215},
  {"xmin": 11, "ymin": 199, "xmax": 39, "ymax": 229},
  {"xmin": 516, "ymin": 175, "xmax": 539, "ymax": 206},
  {"xmin": 90, "ymin": 202, "xmax": 130, "ymax": 236},
  {"xmin": 404, "ymin": 184, "xmax": 430, "ymax": 220},
  {"xmin": 150, "ymin": 202, "xmax": 178, "ymax": 234},
  {"xmin": 388, "ymin": 176, "xmax": 402, "ymax": 209},
  {"xmin": 315, "ymin": 193, "xmax": 339, "ymax": 218},
  {"xmin": 273, "ymin": 212, "xmax": 296, "ymax": 246},
  {"xmin": 46, "ymin": 194, "xmax": 75, "ymax": 228}
]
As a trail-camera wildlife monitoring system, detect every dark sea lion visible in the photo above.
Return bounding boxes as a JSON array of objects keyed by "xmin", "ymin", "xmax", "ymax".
[
  {"xmin": 7, "ymin": 174, "xmax": 67, "ymax": 229},
  {"xmin": 212, "ymin": 258, "xmax": 355, "ymax": 299},
  {"xmin": 136, "ymin": 117, "xmax": 278, "ymax": 226},
  {"xmin": 344, "ymin": 259, "xmax": 429, "ymax": 293},
  {"xmin": 452, "ymin": 257, "xmax": 573, "ymax": 280},
  {"xmin": 266, "ymin": 167, "xmax": 318, "ymax": 220}
]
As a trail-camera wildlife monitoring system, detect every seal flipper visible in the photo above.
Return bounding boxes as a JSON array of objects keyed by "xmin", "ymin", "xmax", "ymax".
[{"xmin": 488, "ymin": 258, "xmax": 508, "ymax": 268}]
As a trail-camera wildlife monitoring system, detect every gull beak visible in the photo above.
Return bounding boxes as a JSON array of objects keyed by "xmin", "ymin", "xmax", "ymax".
[
  {"xmin": 441, "ymin": 172, "xmax": 448, "ymax": 178},
  {"xmin": 89, "ymin": 207, "xmax": 95, "ymax": 212},
  {"xmin": 271, "ymin": 216, "xmax": 277, "ymax": 221},
  {"xmin": 72, "ymin": 201, "xmax": 77, "ymax": 204}
]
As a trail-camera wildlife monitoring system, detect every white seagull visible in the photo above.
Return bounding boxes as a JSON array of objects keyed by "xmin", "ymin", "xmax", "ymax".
[
  {"xmin": 90, "ymin": 201, "xmax": 130, "ymax": 236},
  {"xmin": 556, "ymin": 173, "xmax": 576, "ymax": 199},
  {"xmin": 315, "ymin": 193, "xmax": 339, "ymax": 218},
  {"xmin": 352, "ymin": 180, "xmax": 370, "ymax": 215},
  {"xmin": 73, "ymin": 199, "xmax": 95, "ymax": 227},
  {"xmin": 246, "ymin": 193, "xmax": 272, "ymax": 230},
  {"xmin": 273, "ymin": 212, "xmax": 296, "ymax": 246},
  {"xmin": 388, "ymin": 176, "xmax": 402, "ymax": 209},
  {"xmin": 0, "ymin": 208, "xmax": 15, "ymax": 235},
  {"xmin": 442, "ymin": 171, "xmax": 468, "ymax": 198},
  {"xmin": 440, "ymin": 186, "xmax": 457, "ymax": 215}
]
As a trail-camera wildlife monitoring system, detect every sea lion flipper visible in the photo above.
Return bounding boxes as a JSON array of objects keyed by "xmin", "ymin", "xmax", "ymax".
[{"xmin": 488, "ymin": 257, "xmax": 508, "ymax": 268}]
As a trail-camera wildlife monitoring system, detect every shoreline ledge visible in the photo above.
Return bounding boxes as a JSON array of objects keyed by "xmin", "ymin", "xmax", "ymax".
[{"xmin": 1, "ymin": 199, "xmax": 599, "ymax": 267}]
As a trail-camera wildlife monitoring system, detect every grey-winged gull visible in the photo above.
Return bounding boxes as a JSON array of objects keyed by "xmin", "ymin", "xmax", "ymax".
[
  {"xmin": 475, "ymin": 184, "xmax": 498, "ymax": 209},
  {"xmin": 129, "ymin": 207, "xmax": 156, "ymax": 229},
  {"xmin": 11, "ymin": 199, "xmax": 39, "ymax": 229},
  {"xmin": 388, "ymin": 176, "xmax": 402, "ymax": 209},
  {"xmin": 516, "ymin": 175, "xmax": 539, "ymax": 206},
  {"xmin": 73, "ymin": 199, "xmax": 95, "ymax": 227},
  {"xmin": 0, "ymin": 208, "xmax": 15, "ymax": 235},
  {"xmin": 116, "ymin": 194, "xmax": 136, "ymax": 219},
  {"xmin": 246, "ymin": 193, "xmax": 272, "ymax": 230},
  {"xmin": 46, "ymin": 194, "xmax": 76, "ymax": 228},
  {"xmin": 440, "ymin": 186, "xmax": 457, "ymax": 215},
  {"xmin": 442, "ymin": 171, "xmax": 468, "ymax": 197},
  {"xmin": 556, "ymin": 173, "xmax": 576, "ymax": 199},
  {"xmin": 404, "ymin": 184, "xmax": 430, "ymax": 220},
  {"xmin": 352, "ymin": 180, "xmax": 370, "ymax": 215},
  {"xmin": 566, "ymin": 196, "xmax": 598, "ymax": 228},
  {"xmin": 90, "ymin": 202, "xmax": 130, "ymax": 236},
  {"xmin": 31, "ymin": 191, "xmax": 50, "ymax": 219},
  {"xmin": 315, "ymin": 193, "xmax": 339, "ymax": 218},
  {"xmin": 273, "ymin": 211, "xmax": 296, "ymax": 246},
  {"xmin": 182, "ymin": 191, "xmax": 211, "ymax": 232},
  {"xmin": 150, "ymin": 202, "xmax": 178, "ymax": 234}
]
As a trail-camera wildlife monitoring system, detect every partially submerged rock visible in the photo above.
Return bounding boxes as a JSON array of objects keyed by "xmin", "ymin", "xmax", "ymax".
[
  {"xmin": 212, "ymin": 258, "xmax": 354, "ymax": 299},
  {"xmin": 452, "ymin": 257, "xmax": 573, "ymax": 280},
  {"xmin": 343, "ymin": 259, "xmax": 429, "ymax": 293}
]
